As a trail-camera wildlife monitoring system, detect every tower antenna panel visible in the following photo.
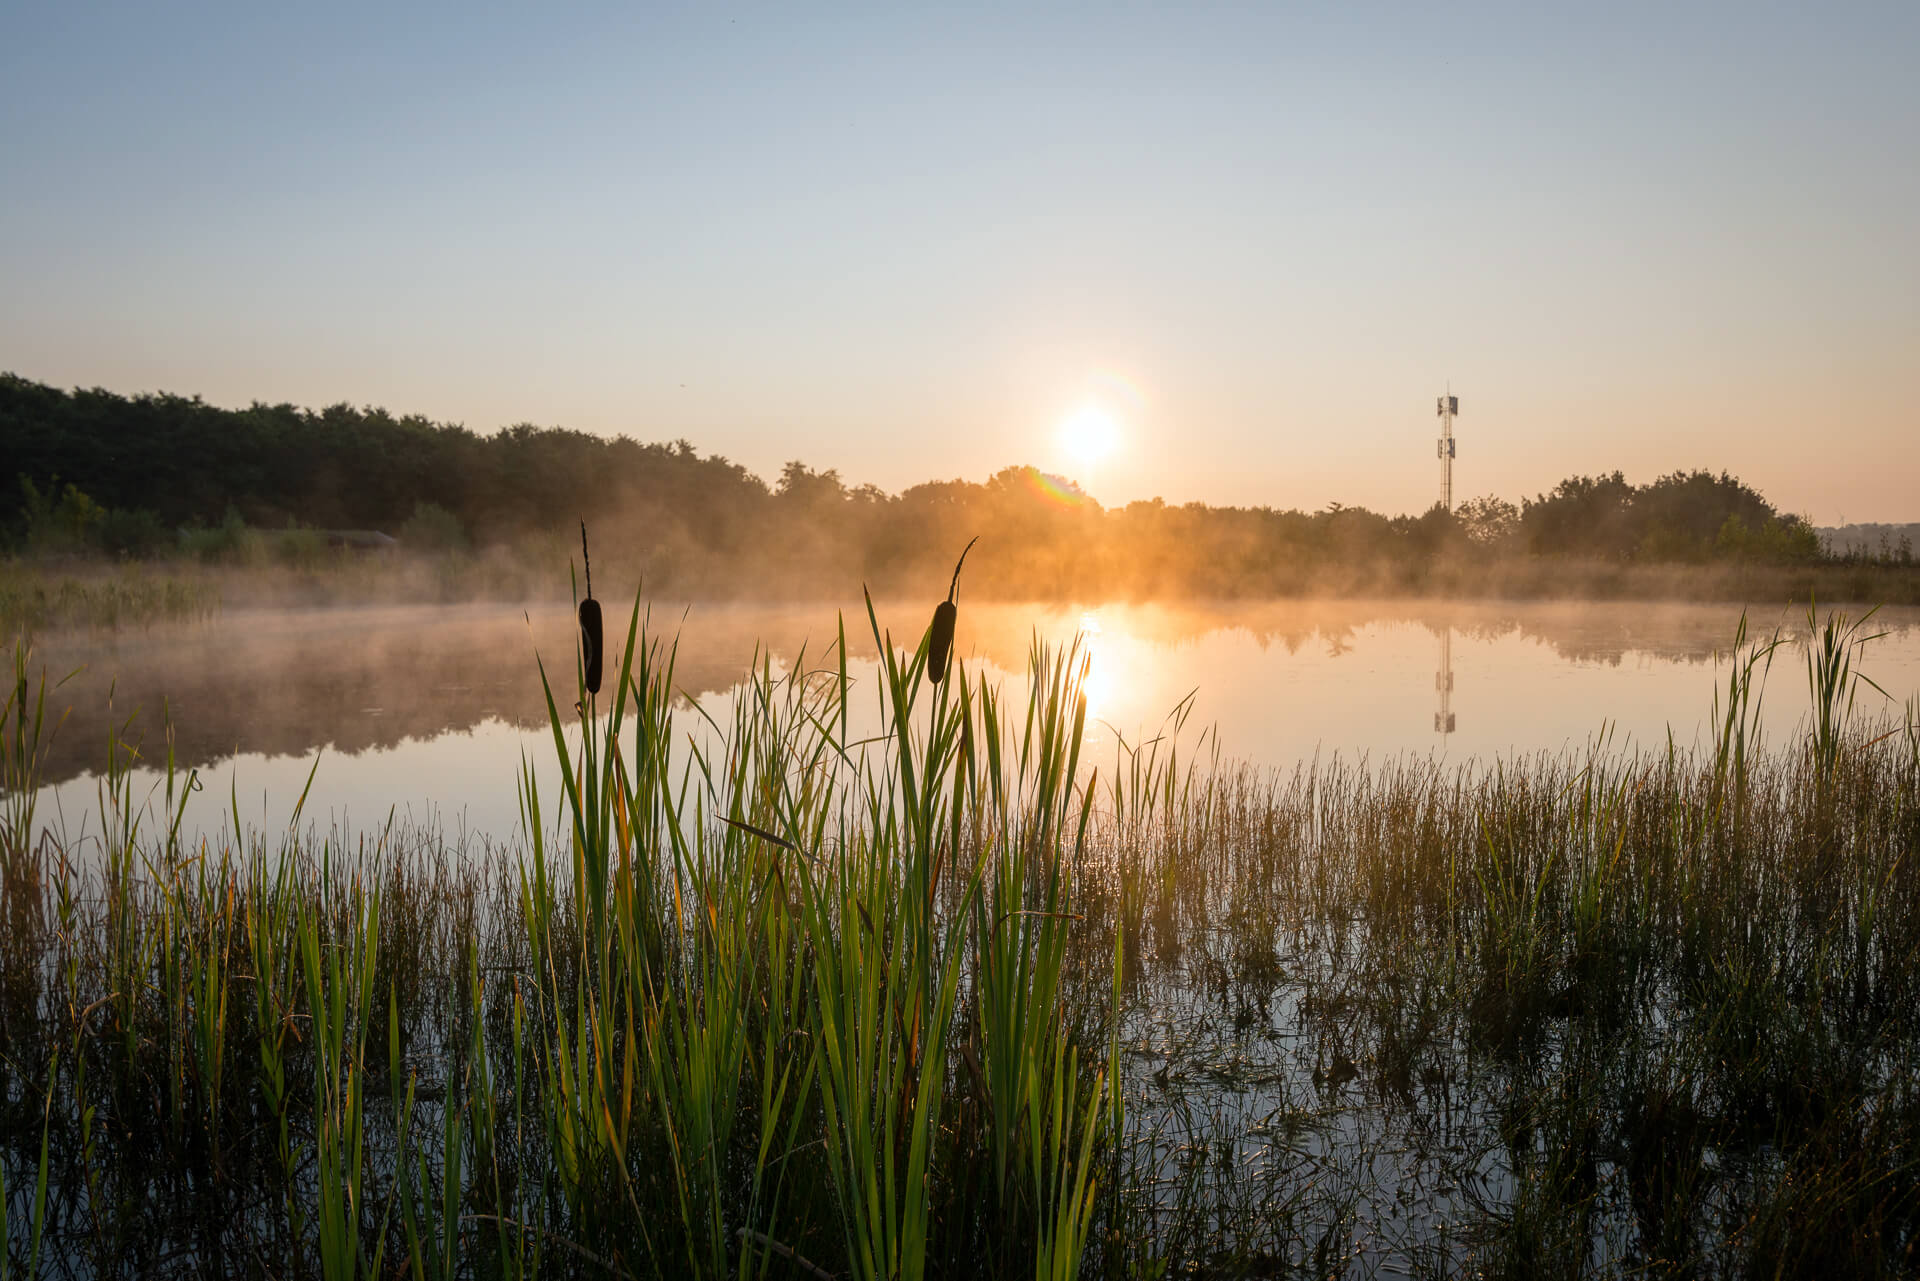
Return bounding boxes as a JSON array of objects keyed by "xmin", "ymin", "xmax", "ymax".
[{"xmin": 1434, "ymin": 392, "xmax": 1459, "ymax": 511}]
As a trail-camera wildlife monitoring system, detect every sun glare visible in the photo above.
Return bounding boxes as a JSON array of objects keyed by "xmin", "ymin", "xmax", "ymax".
[{"xmin": 1058, "ymin": 405, "xmax": 1120, "ymax": 471}]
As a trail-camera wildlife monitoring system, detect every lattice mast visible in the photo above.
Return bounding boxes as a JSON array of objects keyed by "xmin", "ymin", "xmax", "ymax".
[{"xmin": 1436, "ymin": 390, "xmax": 1459, "ymax": 511}]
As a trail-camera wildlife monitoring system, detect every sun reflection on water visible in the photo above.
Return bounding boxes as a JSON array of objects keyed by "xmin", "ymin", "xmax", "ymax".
[{"xmin": 1074, "ymin": 610, "xmax": 1113, "ymax": 733}]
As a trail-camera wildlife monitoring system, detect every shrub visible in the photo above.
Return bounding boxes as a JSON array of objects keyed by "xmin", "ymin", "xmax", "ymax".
[
  {"xmin": 398, "ymin": 501, "xmax": 467, "ymax": 552},
  {"xmin": 178, "ymin": 504, "xmax": 254, "ymax": 564},
  {"xmin": 94, "ymin": 507, "xmax": 170, "ymax": 558},
  {"xmin": 265, "ymin": 523, "xmax": 328, "ymax": 568},
  {"xmin": 15, "ymin": 476, "xmax": 106, "ymax": 552}
]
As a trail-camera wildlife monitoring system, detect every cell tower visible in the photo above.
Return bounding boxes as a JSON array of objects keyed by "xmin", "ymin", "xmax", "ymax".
[
  {"xmin": 1434, "ymin": 625, "xmax": 1456, "ymax": 736},
  {"xmin": 1436, "ymin": 390, "xmax": 1459, "ymax": 511}
]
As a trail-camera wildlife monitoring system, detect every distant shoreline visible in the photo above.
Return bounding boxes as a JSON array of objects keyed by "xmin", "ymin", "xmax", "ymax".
[{"xmin": 7, "ymin": 552, "xmax": 1920, "ymax": 637}]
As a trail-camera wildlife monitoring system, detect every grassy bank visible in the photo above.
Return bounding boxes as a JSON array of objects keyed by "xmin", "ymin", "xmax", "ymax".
[
  {"xmin": 1, "ymin": 602, "xmax": 1918, "ymax": 1277},
  {"xmin": 0, "ymin": 563, "xmax": 221, "ymax": 634}
]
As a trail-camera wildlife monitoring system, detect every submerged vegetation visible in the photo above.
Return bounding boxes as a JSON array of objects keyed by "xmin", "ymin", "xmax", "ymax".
[{"xmin": 1, "ymin": 591, "xmax": 1918, "ymax": 1277}]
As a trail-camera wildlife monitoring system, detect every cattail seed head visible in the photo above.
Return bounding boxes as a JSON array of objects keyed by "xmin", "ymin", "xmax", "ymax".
[
  {"xmin": 929, "ymin": 599, "xmax": 957, "ymax": 684},
  {"xmin": 926, "ymin": 535, "xmax": 978, "ymax": 686},
  {"xmin": 579, "ymin": 597, "xmax": 603, "ymax": 695},
  {"xmin": 578, "ymin": 519, "xmax": 603, "ymax": 696}
]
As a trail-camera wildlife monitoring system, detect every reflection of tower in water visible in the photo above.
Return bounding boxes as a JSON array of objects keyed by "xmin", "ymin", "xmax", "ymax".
[{"xmin": 1434, "ymin": 625, "xmax": 1456, "ymax": 736}]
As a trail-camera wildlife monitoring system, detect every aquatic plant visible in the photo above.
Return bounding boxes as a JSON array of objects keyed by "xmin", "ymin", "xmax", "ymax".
[
  {"xmin": 0, "ymin": 605, "xmax": 1915, "ymax": 1276},
  {"xmin": 577, "ymin": 522, "xmax": 603, "ymax": 698},
  {"xmin": 926, "ymin": 536, "xmax": 977, "ymax": 687}
]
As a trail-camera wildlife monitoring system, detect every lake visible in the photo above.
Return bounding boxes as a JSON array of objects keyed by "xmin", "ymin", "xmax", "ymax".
[
  {"xmin": 21, "ymin": 597, "xmax": 1920, "ymax": 849},
  {"xmin": 13, "ymin": 596, "xmax": 1920, "ymax": 1274}
]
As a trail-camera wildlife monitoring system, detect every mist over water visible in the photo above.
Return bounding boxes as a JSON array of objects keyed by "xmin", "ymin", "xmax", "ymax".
[{"xmin": 24, "ymin": 598, "xmax": 1920, "ymax": 849}]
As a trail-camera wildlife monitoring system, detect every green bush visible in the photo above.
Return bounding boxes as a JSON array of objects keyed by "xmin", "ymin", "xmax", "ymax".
[
  {"xmin": 265, "ymin": 523, "xmax": 328, "ymax": 568},
  {"xmin": 398, "ymin": 500, "xmax": 467, "ymax": 552},
  {"xmin": 94, "ymin": 507, "xmax": 170, "ymax": 558},
  {"xmin": 178, "ymin": 504, "xmax": 254, "ymax": 564},
  {"xmin": 15, "ymin": 476, "xmax": 105, "ymax": 552},
  {"xmin": 1714, "ymin": 513, "xmax": 1821, "ymax": 564}
]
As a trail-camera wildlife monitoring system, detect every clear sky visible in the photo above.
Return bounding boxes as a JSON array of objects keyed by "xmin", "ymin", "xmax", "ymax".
[{"xmin": 4, "ymin": 2, "xmax": 1915, "ymax": 521}]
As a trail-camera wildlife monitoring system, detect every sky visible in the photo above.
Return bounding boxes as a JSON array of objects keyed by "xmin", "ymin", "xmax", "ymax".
[{"xmin": 3, "ymin": 2, "xmax": 1915, "ymax": 521}]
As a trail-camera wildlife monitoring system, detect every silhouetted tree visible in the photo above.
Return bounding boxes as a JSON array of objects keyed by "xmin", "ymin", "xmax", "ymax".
[{"xmin": 0, "ymin": 374, "xmax": 1839, "ymax": 589}]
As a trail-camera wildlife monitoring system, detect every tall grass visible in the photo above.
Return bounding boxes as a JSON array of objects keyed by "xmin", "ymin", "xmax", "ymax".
[
  {"xmin": 0, "ymin": 568, "xmax": 219, "ymax": 636},
  {"xmin": 0, "ymin": 597, "xmax": 1917, "ymax": 1277}
]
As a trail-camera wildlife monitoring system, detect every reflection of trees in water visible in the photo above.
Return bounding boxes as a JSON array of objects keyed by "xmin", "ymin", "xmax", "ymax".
[
  {"xmin": 1141, "ymin": 601, "xmax": 1893, "ymax": 670},
  {"xmin": 23, "ymin": 600, "xmax": 1918, "ymax": 788},
  {"xmin": 24, "ymin": 605, "xmax": 836, "ymax": 787},
  {"xmin": 1006, "ymin": 600, "xmax": 1902, "ymax": 670}
]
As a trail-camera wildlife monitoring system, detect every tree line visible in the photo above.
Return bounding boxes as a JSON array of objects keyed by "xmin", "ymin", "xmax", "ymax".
[{"xmin": 3, "ymin": 373, "xmax": 1840, "ymax": 597}]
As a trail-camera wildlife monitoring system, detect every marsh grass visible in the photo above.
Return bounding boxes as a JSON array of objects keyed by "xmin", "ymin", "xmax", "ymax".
[
  {"xmin": 1, "ymin": 591, "xmax": 1918, "ymax": 1277},
  {"xmin": 0, "ymin": 567, "xmax": 218, "ymax": 636}
]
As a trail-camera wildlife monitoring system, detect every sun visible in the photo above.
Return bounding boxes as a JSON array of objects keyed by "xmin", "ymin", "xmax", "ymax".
[{"xmin": 1058, "ymin": 405, "xmax": 1120, "ymax": 472}]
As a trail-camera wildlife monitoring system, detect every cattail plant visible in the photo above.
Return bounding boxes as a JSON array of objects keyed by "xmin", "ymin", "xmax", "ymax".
[
  {"xmin": 7, "ymin": 591, "xmax": 1919, "ymax": 1277},
  {"xmin": 578, "ymin": 520, "xmax": 603, "ymax": 697},
  {"xmin": 926, "ymin": 536, "xmax": 978, "ymax": 686}
]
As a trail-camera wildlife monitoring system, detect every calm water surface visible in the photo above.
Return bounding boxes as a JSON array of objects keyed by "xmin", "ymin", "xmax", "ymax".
[
  {"xmin": 18, "ymin": 596, "xmax": 1920, "ymax": 1270},
  {"xmin": 23, "ymin": 598, "xmax": 1920, "ymax": 848}
]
